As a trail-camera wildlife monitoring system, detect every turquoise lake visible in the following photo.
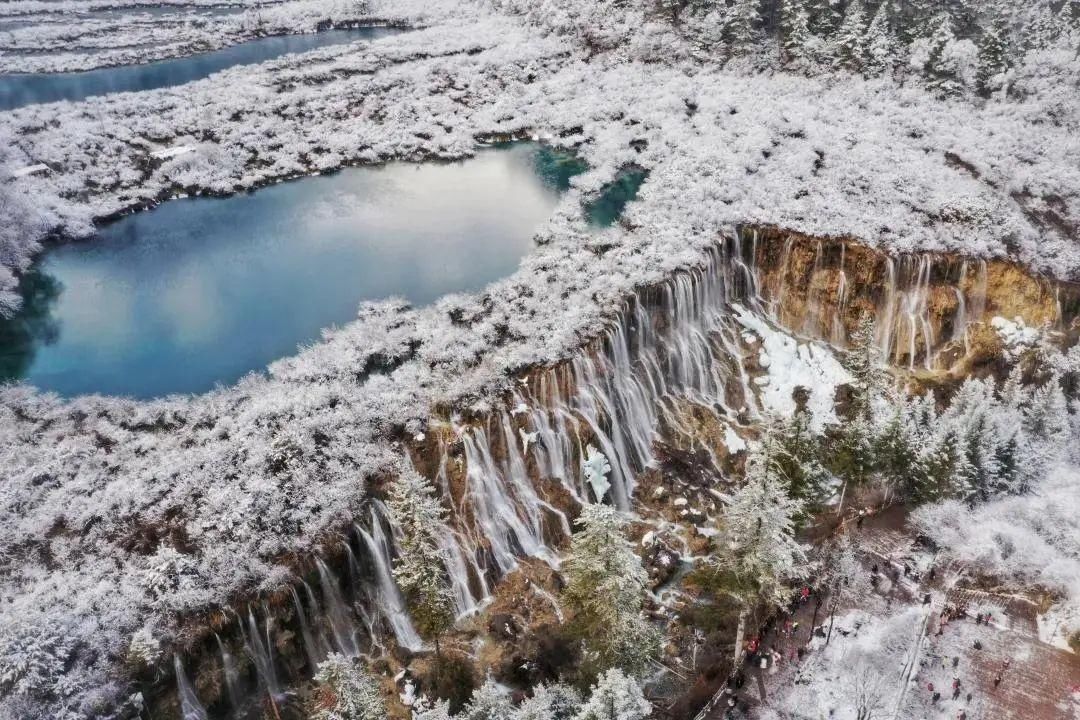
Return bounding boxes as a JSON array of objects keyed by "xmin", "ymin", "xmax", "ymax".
[
  {"xmin": 0, "ymin": 26, "xmax": 396, "ymax": 110},
  {"xmin": 0, "ymin": 144, "xmax": 590, "ymax": 398}
]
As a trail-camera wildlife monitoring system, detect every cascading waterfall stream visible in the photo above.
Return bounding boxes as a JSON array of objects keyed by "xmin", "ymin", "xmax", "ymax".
[
  {"xmin": 290, "ymin": 585, "xmax": 327, "ymax": 672},
  {"xmin": 170, "ymin": 229, "xmax": 1064, "ymax": 717},
  {"xmin": 243, "ymin": 607, "xmax": 282, "ymax": 704},
  {"xmin": 354, "ymin": 509, "xmax": 425, "ymax": 652},
  {"xmin": 174, "ymin": 654, "xmax": 209, "ymax": 720},
  {"xmin": 213, "ymin": 634, "xmax": 243, "ymax": 713}
]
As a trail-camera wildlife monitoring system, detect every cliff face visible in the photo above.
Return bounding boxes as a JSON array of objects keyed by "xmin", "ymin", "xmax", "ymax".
[
  {"xmin": 155, "ymin": 228, "xmax": 1080, "ymax": 719},
  {"xmin": 748, "ymin": 227, "xmax": 1080, "ymax": 374}
]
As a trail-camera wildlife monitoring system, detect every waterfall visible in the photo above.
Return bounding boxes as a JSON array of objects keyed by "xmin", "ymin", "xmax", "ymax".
[
  {"xmin": 770, "ymin": 233, "xmax": 796, "ymax": 323},
  {"xmin": 450, "ymin": 241, "xmax": 755, "ymax": 573},
  {"xmin": 831, "ymin": 242, "xmax": 848, "ymax": 347},
  {"xmin": 972, "ymin": 259, "xmax": 988, "ymax": 321},
  {"xmin": 213, "ymin": 633, "xmax": 243, "ymax": 713},
  {"xmin": 289, "ymin": 585, "xmax": 327, "ymax": 671},
  {"xmin": 173, "ymin": 654, "xmax": 209, "ymax": 720},
  {"xmin": 315, "ymin": 558, "xmax": 360, "ymax": 657},
  {"xmin": 802, "ymin": 241, "xmax": 824, "ymax": 337},
  {"xmin": 953, "ymin": 262, "xmax": 970, "ymax": 355},
  {"xmin": 460, "ymin": 426, "xmax": 557, "ymax": 571},
  {"xmin": 436, "ymin": 527, "xmax": 488, "ymax": 618},
  {"xmin": 355, "ymin": 511, "xmax": 424, "ymax": 651},
  {"xmin": 243, "ymin": 607, "xmax": 282, "ymax": 702}
]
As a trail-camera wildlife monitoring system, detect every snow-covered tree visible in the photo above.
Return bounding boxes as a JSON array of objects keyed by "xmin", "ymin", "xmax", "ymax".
[
  {"xmin": 976, "ymin": 14, "xmax": 1011, "ymax": 95},
  {"xmin": 831, "ymin": 0, "xmax": 868, "ymax": 71},
  {"xmin": 572, "ymin": 669, "xmax": 651, "ymax": 720},
  {"xmin": 815, "ymin": 533, "xmax": 869, "ymax": 644},
  {"xmin": 725, "ymin": 0, "xmax": 763, "ymax": 53},
  {"xmin": 562, "ymin": 504, "xmax": 659, "ymax": 676},
  {"xmin": 462, "ymin": 678, "xmax": 513, "ymax": 720},
  {"xmin": 780, "ymin": 0, "xmax": 814, "ymax": 66},
  {"xmin": 864, "ymin": 2, "xmax": 897, "ymax": 76},
  {"xmin": 126, "ymin": 626, "xmax": 162, "ymax": 672},
  {"xmin": 0, "ymin": 621, "xmax": 75, "ymax": 700},
  {"xmin": 770, "ymin": 412, "xmax": 830, "ymax": 511},
  {"xmin": 844, "ymin": 316, "xmax": 887, "ymax": 421},
  {"xmin": 311, "ymin": 654, "xmax": 385, "ymax": 720},
  {"xmin": 412, "ymin": 697, "xmax": 452, "ymax": 720},
  {"xmin": 873, "ymin": 406, "xmax": 925, "ymax": 498},
  {"xmin": 514, "ymin": 683, "xmax": 582, "ymax": 720},
  {"xmin": 1022, "ymin": 6, "xmax": 1061, "ymax": 51},
  {"xmin": 1023, "ymin": 375, "xmax": 1070, "ymax": 448},
  {"xmin": 917, "ymin": 425, "xmax": 975, "ymax": 502},
  {"xmin": 387, "ymin": 470, "xmax": 455, "ymax": 650},
  {"xmin": 920, "ymin": 13, "xmax": 964, "ymax": 96},
  {"xmin": 831, "ymin": 414, "xmax": 875, "ymax": 490},
  {"xmin": 806, "ymin": 0, "xmax": 842, "ymax": 37},
  {"xmin": 714, "ymin": 449, "xmax": 807, "ymax": 607}
]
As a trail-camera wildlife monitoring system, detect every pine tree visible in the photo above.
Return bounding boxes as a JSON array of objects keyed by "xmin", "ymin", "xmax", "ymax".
[
  {"xmin": 864, "ymin": 1, "xmax": 897, "ymax": 76},
  {"xmin": 829, "ymin": 415, "xmax": 875, "ymax": 489},
  {"xmin": 917, "ymin": 426, "xmax": 975, "ymax": 503},
  {"xmin": 873, "ymin": 407, "xmax": 923, "ymax": 497},
  {"xmin": 726, "ymin": 0, "xmax": 763, "ymax": 53},
  {"xmin": 386, "ymin": 470, "xmax": 455, "ymax": 651},
  {"xmin": 514, "ymin": 683, "xmax": 582, "ymax": 720},
  {"xmin": 942, "ymin": 379, "xmax": 1004, "ymax": 501},
  {"xmin": 1022, "ymin": 375, "xmax": 1070, "ymax": 448},
  {"xmin": 806, "ymin": 0, "xmax": 842, "ymax": 37},
  {"xmin": 976, "ymin": 14, "xmax": 1010, "ymax": 95},
  {"xmin": 714, "ymin": 449, "xmax": 807, "ymax": 607},
  {"xmin": 843, "ymin": 316, "xmax": 887, "ymax": 421},
  {"xmin": 412, "ymin": 697, "xmax": 453, "ymax": 720},
  {"xmin": 922, "ymin": 12, "xmax": 963, "ymax": 96},
  {"xmin": 832, "ymin": 0, "xmax": 868, "ymax": 71},
  {"xmin": 780, "ymin": 0, "xmax": 814, "ymax": 66},
  {"xmin": 1023, "ymin": 7, "xmax": 1060, "ymax": 51},
  {"xmin": 771, "ymin": 412, "xmax": 830, "ymax": 511},
  {"xmin": 312, "ymin": 654, "xmax": 385, "ymax": 720},
  {"xmin": 562, "ymin": 504, "xmax": 659, "ymax": 676},
  {"xmin": 462, "ymin": 678, "xmax": 513, "ymax": 720},
  {"xmin": 572, "ymin": 669, "xmax": 652, "ymax": 720}
]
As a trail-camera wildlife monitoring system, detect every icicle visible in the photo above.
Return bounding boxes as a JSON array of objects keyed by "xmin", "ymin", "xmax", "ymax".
[{"xmin": 173, "ymin": 654, "xmax": 209, "ymax": 720}]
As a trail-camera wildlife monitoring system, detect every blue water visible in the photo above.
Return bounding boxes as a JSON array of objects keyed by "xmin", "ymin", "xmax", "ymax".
[
  {"xmin": 0, "ymin": 27, "xmax": 396, "ymax": 111},
  {"xmin": 0, "ymin": 144, "xmax": 586, "ymax": 398}
]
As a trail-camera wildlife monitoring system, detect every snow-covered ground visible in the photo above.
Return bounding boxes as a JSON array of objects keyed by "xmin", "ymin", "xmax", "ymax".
[
  {"xmin": 913, "ymin": 463, "xmax": 1080, "ymax": 657},
  {"xmin": 0, "ymin": 0, "xmax": 385, "ymax": 73},
  {"xmin": 761, "ymin": 492, "xmax": 1080, "ymax": 720}
]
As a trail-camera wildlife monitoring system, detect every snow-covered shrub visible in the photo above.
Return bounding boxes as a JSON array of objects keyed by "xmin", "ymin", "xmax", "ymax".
[
  {"xmin": 312, "ymin": 653, "xmax": 385, "ymax": 720},
  {"xmin": 0, "ymin": 621, "xmax": 75, "ymax": 700}
]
